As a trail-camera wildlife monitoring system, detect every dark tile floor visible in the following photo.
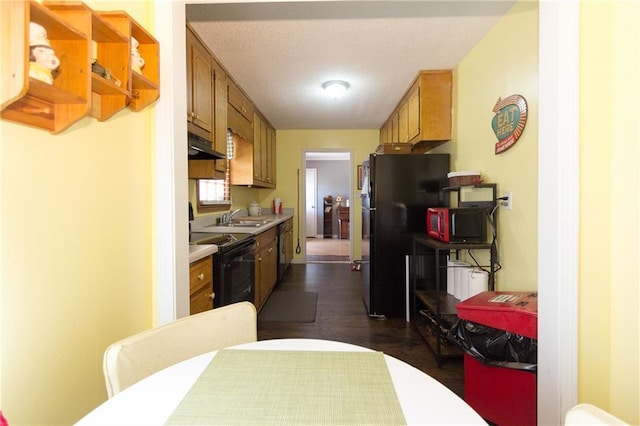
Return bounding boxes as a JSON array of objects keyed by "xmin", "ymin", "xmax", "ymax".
[{"xmin": 257, "ymin": 263, "xmax": 465, "ymax": 398}]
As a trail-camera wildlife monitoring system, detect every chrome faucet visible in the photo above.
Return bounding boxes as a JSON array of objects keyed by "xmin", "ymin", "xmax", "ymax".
[{"xmin": 222, "ymin": 209, "xmax": 243, "ymax": 224}]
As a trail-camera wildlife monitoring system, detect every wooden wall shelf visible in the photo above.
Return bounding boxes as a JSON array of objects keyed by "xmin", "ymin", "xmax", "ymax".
[
  {"xmin": 0, "ymin": 0, "xmax": 159, "ymax": 133},
  {"xmin": 129, "ymin": 17, "xmax": 159, "ymax": 112},
  {"xmin": 1, "ymin": 0, "xmax": 90, "ymax": 133},
  {"xmin": 44, "ymin": 1, "xmax": 131, "ymax": 121},
  {"xmin": 97, "ymin": 11, "xmax": 159, "ymax": 112}
]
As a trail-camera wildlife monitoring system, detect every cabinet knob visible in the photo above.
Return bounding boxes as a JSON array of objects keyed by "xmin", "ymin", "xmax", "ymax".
[
  {"xmin": 198, "ymin": 273, "xmax": 205, "ymax": 280},
  {"xmin": 209, "ymin": 292, "xmax": 215, "ymax": 299}
]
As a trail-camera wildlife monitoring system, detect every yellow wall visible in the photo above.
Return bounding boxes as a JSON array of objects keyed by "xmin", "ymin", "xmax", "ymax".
[
  {"xmin": 445, "ymin": 0, "xmax": 539, "ymax": 291},
  {"xmin": 0, "ymin": 1, "xmax": 156, "ymax": 423},
  {"xmin": 580, "ymin": 1, "xmax": 639, "ymax": 422},
  {"xmin": 272, "ymin": 129, "xmax": 379, "ymax": 260}
]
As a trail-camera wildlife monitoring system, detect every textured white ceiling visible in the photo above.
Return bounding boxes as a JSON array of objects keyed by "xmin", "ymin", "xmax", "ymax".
[{"xmin": 187, "ymin": 1, "xmax": 515, "ymax": 130}]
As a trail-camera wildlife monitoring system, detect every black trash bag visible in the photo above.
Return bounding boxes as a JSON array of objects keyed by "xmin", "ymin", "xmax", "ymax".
[{"xmin": 448, "ymin": 319, "xmax": 537, "ymax": 372}]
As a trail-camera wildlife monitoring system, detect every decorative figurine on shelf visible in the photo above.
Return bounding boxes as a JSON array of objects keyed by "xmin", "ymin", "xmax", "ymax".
[
  {"xmin": 29, "ymin": 22, "xmax": 60, "ymax": 85},
  {"xmin": 131, "ymin": 37, "xmax": 145, "ymax": 74}
]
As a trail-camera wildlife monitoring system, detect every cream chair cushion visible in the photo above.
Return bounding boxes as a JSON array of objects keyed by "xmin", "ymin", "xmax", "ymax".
[
  {"xmin": 103, "ymin": 301, "xmax": 257, "ymax": 398},
  {"xmin": 565, "ymin": 403, "xmax": 628, "ymax": 425}
]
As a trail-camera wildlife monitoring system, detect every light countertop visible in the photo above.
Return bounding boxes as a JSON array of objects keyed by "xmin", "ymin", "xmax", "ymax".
[
  {"xmin": 189, "ymin": 244, "xmax": 217, "ymax": 263},
  {"xmin": 189, "ymin": 213, "xmax": 293, "ymax": 264},
  {"xmin": 192, "ymin": 213, "xmax": 293, "ymax": 235}
]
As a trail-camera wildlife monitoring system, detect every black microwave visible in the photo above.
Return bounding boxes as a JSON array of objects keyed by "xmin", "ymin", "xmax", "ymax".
[{"xmin": 427, "ymin": 207, "xmax": 487, "ymax": 243}]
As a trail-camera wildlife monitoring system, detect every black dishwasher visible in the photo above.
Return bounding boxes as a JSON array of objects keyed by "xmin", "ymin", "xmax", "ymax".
[{"xmin": 190, "ymin": 232, "xmax": 256, "ymax": 307}]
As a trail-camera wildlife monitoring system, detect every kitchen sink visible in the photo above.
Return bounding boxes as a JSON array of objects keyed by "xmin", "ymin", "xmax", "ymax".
[{"xmin": 207, "ymin": 218, "xmax": 273, "ymax": 228}]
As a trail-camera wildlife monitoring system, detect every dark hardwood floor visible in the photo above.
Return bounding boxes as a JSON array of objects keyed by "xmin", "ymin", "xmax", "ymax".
[{"xmin": 257, "ymin": 263, "xmax": 465, "ymax": 398}]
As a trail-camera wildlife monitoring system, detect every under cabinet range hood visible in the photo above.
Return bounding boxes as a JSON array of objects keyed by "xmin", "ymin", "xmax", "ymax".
[{"xmin": 188, "ymin": 133, "xmax": 226, "ymax": 160}]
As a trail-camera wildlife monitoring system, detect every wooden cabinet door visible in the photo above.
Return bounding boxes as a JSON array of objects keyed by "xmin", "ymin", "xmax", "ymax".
[
  {"xmin": 284, "ymin": 219, "xmax": 293, "ymax": 270},
  {"xmin": 407, "ymin": 85, "xmax": 420, "ymax": 141},
  {"xmin": 391, "ymin": 113, "xmax": 399, "ymax": 143},
  {"xmin": 418, "ymin": 71, "xmax": 452, "ymax": 141},
  {"xmin": 398, "ymin": 102, "xmax": 409, "ymax": 143},
  {"xmin": 228, "ymin": 79, "xmax": 254, "ymax": 122},
  {"xmin": 187, "ymin": 29, "xmax": 213, "ymax": 133},
  {"xmin": 260, "ymin": 119, "xmax": 268, "ymax": 182},
  {"xmin": 255, "ymin": 228, "xmax": 277, "ymax": 309},
  {"xmin": 379, "ymin": 124, "xmax": 388, "ymax": 145},
  {"xmin": 212, "ymin": 59, "xmax": 228, "ymax": 173},
  {"xmin": 267, "ymin": 126, "xmax": 276, "ymax": 185},
  {"xmin": 228, "ymin": 80, "xmax": 253, "ymax": 144},
  {"xmin": 253, "ymin": 112, "xmax": 263, "ymax": 181},
  {"xmin": 265, "ymin": 238, "xmax": 278, "ymax": 292}
]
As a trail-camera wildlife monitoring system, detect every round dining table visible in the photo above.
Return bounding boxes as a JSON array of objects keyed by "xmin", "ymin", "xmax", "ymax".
[{"xmin": 77, "ymin": 338, "xmax": 485, "ymax": 425}]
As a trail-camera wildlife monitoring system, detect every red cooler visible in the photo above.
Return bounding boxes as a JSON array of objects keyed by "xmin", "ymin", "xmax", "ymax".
[{"xmin": 456, "ymin": 291, "xmax": 538, "ymax": 426}]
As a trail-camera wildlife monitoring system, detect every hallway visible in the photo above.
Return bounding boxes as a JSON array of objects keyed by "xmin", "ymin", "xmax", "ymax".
[
  {"xmin": 257, "ymin": 263, "xmax": 465, "ymax": 398},
  {"xmin": 305, "ymin": 237, "xmax": 350, "ymax": 262}
]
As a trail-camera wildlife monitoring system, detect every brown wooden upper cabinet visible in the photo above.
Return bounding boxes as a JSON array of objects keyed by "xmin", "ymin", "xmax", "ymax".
[
  {"xmin": 253, "ymin": 111, "xmax": 276, "ymax": 186},
  {"xmin": 186, "ymin": 25, "xmax": 213, "ymax": 140},
  {"xmin": 185, "ymin": 26, "xmax": 276, "ymax": 188},
  {"xmin": 186, "ymin": 25, "xmax": 227, "ymax": 178},
  {"xmin": 228, "ymin": 79, "xmax": 276, "ymax": 189},
  {"xmin": 227, "ymin": 79, "xmax": 253, "ymax": 143},
  {"xmin": 211, "ymin": 58, "xmax": 227, "ymax": 170},
  {"xmin": 380, "ymin": 70, "xmax": 452, "ymax": 150}
]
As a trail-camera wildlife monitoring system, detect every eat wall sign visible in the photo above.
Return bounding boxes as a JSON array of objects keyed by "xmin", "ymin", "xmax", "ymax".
[{"xmin": 492, "ymin": 94, "xmax": 528, "ymax": 154}]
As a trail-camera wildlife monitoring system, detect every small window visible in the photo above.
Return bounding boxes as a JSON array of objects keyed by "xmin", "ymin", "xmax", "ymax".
[
  {"xmin": 198, "ymin": 179, "xmax": 225, "ymax": 204},
  {"xmin": 196, "ymin": 178, "xmax": 230, "ymax": 212},
  {"xmin": 195, "ymin": 129, "xmax": 234, "ymax": 213}
]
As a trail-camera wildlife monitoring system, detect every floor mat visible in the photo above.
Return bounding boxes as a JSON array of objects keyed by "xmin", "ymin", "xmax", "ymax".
[
  {"xmin": 258, "ymin": 291, "xmax": 318, "ymax": 322},
  {"xmin": 306, "ymin": 255, "xmax": 349, "ymax": 262}
]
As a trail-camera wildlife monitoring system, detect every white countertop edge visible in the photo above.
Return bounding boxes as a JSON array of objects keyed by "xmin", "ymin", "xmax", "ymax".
[{"xmin": 188, "ymin": 245, "xmax": 217, "ymax": 263}]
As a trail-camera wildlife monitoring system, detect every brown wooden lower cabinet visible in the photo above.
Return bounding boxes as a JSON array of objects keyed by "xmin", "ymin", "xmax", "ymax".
[
  {"xmin": 189, "ymin": 255, "xmax": 214, "ymax": 314},
  {"xmin": 255, "ymin": 227, "xmax": 278, "ymax": 310}
]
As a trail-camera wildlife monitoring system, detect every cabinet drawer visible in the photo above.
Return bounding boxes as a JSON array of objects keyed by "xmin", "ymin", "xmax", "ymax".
[
  {"xmin": 190, "ymin": 284, "xmax": 214, "ymax": 314},
  {"xmin": 189, "ymin": 256, "xmax": 213, "ymax": 295},
  {"xmin": 256, "ymin": 227, "xmax": 277, "ymax": 248}
]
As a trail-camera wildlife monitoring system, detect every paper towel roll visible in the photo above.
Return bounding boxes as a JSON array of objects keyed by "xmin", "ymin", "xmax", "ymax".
[
  {"xmin": 451, "ymin": 260, "xmax": 469, "ymax": 300},
  {"xmin": 457, "ymin": 262, "xmax": 471, "ymax": 301},
  {"xmin": 467, "ymin": 268, "xmax": 489, "ymax": 299},
  {"xmin": 446, "ymin": 257, "xmax": 455, "ymax": 295}
]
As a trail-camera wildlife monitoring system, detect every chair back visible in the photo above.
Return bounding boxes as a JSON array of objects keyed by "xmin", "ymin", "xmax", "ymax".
[
  {"xmin": 565, "ymin": 403, "xmax": 628, "ymax": 425},
  {"xmin": 103, "ymin": 301, "xmax": 257, "ymax": 398}
]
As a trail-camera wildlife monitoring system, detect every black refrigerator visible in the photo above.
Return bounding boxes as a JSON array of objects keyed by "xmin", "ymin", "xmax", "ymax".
[{"xmin": 361, "ymin": 153, "xmax": 449, "ymax": 317}]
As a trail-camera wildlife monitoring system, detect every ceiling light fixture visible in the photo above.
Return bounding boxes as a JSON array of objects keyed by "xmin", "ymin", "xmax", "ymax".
[{"xmin": 322, "ymin": 80, "xmax": 349, "ymax": 99}]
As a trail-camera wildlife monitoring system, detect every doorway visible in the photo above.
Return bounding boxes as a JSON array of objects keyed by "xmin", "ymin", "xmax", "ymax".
[{"xmin": 304, "ymin": 151, "xmax": 352, "ymax": 263}]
